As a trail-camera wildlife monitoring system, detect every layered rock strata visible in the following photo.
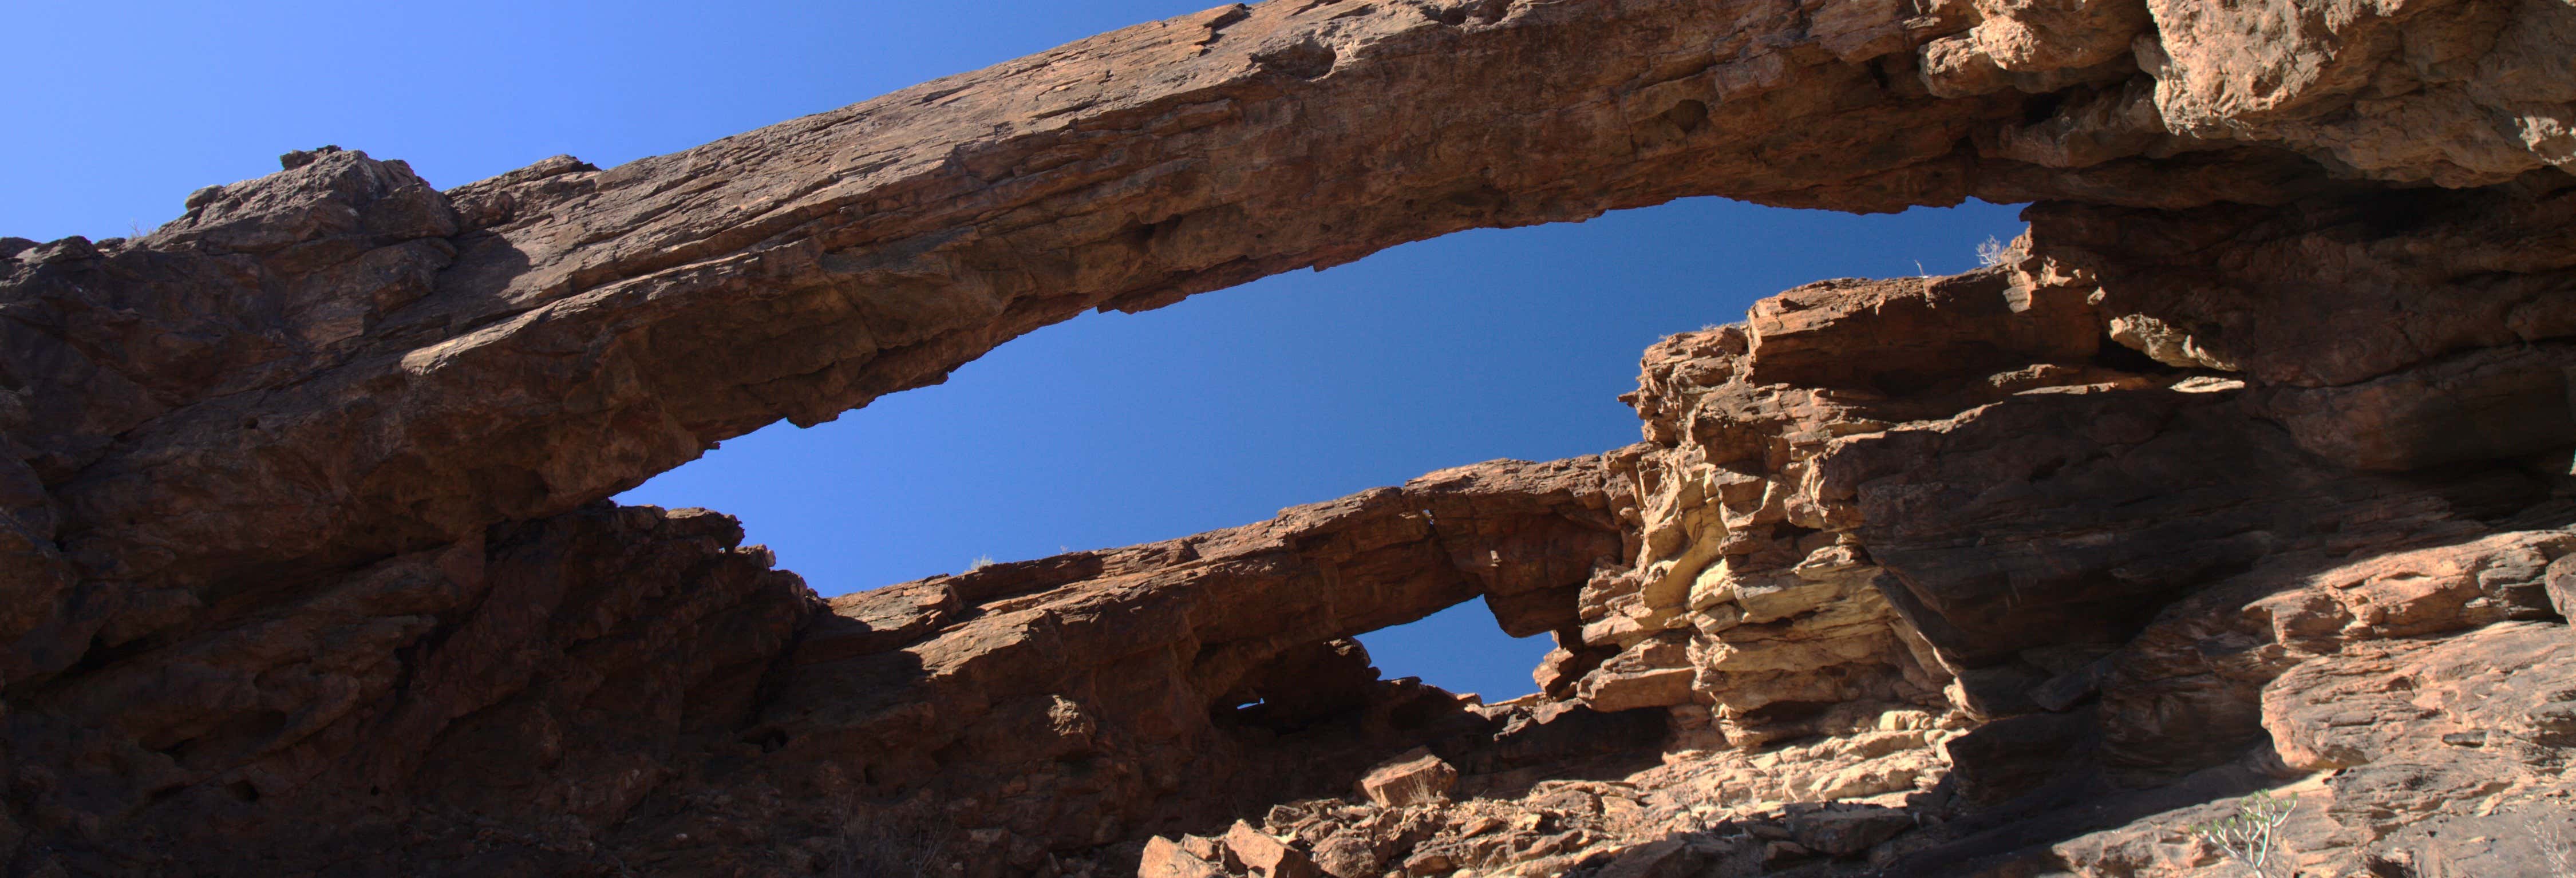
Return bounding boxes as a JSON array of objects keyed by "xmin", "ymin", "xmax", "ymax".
[
  {"xmin": 1136, "ymin": 190, "xmax": 2576, "ymax": 875},
  {"xmin": 3, "ymin": 0, "xmax": 2575, "ymax": 875}
]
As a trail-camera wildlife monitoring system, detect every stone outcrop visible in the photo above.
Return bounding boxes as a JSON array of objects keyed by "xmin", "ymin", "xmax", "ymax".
[
  {"xmin": 5, "ymin": 0, "xmax": 2576, "ymax": 875},
  {"xmin": 1359, "ymin": 750, "xmax": 1460, "ymax": 809},
  {"xmin": 0, "ymin": 503, "xmax": 815, "ymax": 875}
]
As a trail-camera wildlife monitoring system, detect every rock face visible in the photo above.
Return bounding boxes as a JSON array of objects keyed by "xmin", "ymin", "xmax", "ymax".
[
  {"xmin": 0, "ymin": 502, "xmax": 815, "ymax": 875},
  {"xmin": 4, "ymin": 0, "xmax": 2576, "ymax": 875},
  {"xmin": 1359, "ymin": 750, "xmax": 1460, "ymax": 808}
]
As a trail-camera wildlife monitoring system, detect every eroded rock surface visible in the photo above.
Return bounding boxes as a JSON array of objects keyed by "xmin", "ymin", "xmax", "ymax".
[
  {"xmin": 5, "ymin": 0, "xmax": 2576, "ymax": 875},
  {"xmin": 22, "ymin": 0, "xmax": 2574, "ymax": 632},
  {"xmin": 1145, "ymin": 209, "xmax": 2571, "ymax": 876}
]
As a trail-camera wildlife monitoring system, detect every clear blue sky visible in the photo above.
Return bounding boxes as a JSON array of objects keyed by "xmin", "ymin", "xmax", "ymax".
[{"xmin": 7, "ymin": 2, "xmax": 2025, "ymax": 701}]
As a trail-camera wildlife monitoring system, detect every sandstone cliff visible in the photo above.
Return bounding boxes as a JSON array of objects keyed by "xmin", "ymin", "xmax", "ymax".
[{"xmin": 3, "ymin": 0, "xmax": 2574, "ymax": 875}]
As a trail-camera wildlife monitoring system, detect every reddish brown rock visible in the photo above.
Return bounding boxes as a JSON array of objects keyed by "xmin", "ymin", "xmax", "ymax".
[
  {"xmin": 22, "ymin": 0, "xmax": 2567, "ymax": 667},
  {"xmin": 2549, "ymin": 554, "xmax": 2576, "ymax": 619},
  {"xmin": 0, "ymin": 503, "xmax": 814, "ymax": 876},
  {"xmin": 1358, "ymin": 749, "xmax": 1460, "ymax": 808},
  {"xmin": 2, "ymin": 0, "xmax": 2575, "ymax": 874},
  {"xmin": 1141, "ymin": 836, "xmax": 1228, "ymax": 878},
  {"xmin": 1224, "ymin": 820, "xmax": 1322, "ymax": 878}
]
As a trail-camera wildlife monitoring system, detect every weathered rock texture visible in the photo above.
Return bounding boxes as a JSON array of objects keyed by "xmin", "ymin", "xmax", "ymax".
[{"xmin": 5, "ymin": 0, "xmax": 2576, "ymax": 874}]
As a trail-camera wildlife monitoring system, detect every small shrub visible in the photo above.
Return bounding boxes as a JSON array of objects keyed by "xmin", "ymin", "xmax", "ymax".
[
  {"xmin": 1976, "ymin": 235, "xmax": 2012, "ymax": 267},
  {"xmin": 2190, "ymin": 789, "xmax": 2296, "ymax": 877},
  {"xmin": 2534, "ymin": 816, "xmax": 2576, "ymax": 876},
  {"xmin": 827, "ymin": 798, "xmax": 955, "ymax": 878},
  {"xmin": 966, "ymin": 555, "xmax": 995, "ymax": 572}
]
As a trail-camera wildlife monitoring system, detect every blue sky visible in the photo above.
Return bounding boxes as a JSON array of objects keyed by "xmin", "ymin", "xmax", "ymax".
[{"xmin": 7, "ymin": 1, "xmax": 2024, "ymax": 700}]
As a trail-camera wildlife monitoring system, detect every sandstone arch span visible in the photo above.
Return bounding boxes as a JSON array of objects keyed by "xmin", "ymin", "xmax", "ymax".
[
  {"xmin": 27, "ymin": 0, "xmax": 2561, "ymax": 629},
  {"xmin": 6, "ymin": 0, "xmax": 2576, "ymax": 874}
]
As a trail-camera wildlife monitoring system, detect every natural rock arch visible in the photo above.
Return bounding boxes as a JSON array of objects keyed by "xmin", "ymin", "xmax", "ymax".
[
  {"xmin": 29, "ymin": 0, "xmax": 2561, "ymax": 613},
  {"xmin": 5, "ymin": 0, "xmax": 2576, "ymax": 874}
]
